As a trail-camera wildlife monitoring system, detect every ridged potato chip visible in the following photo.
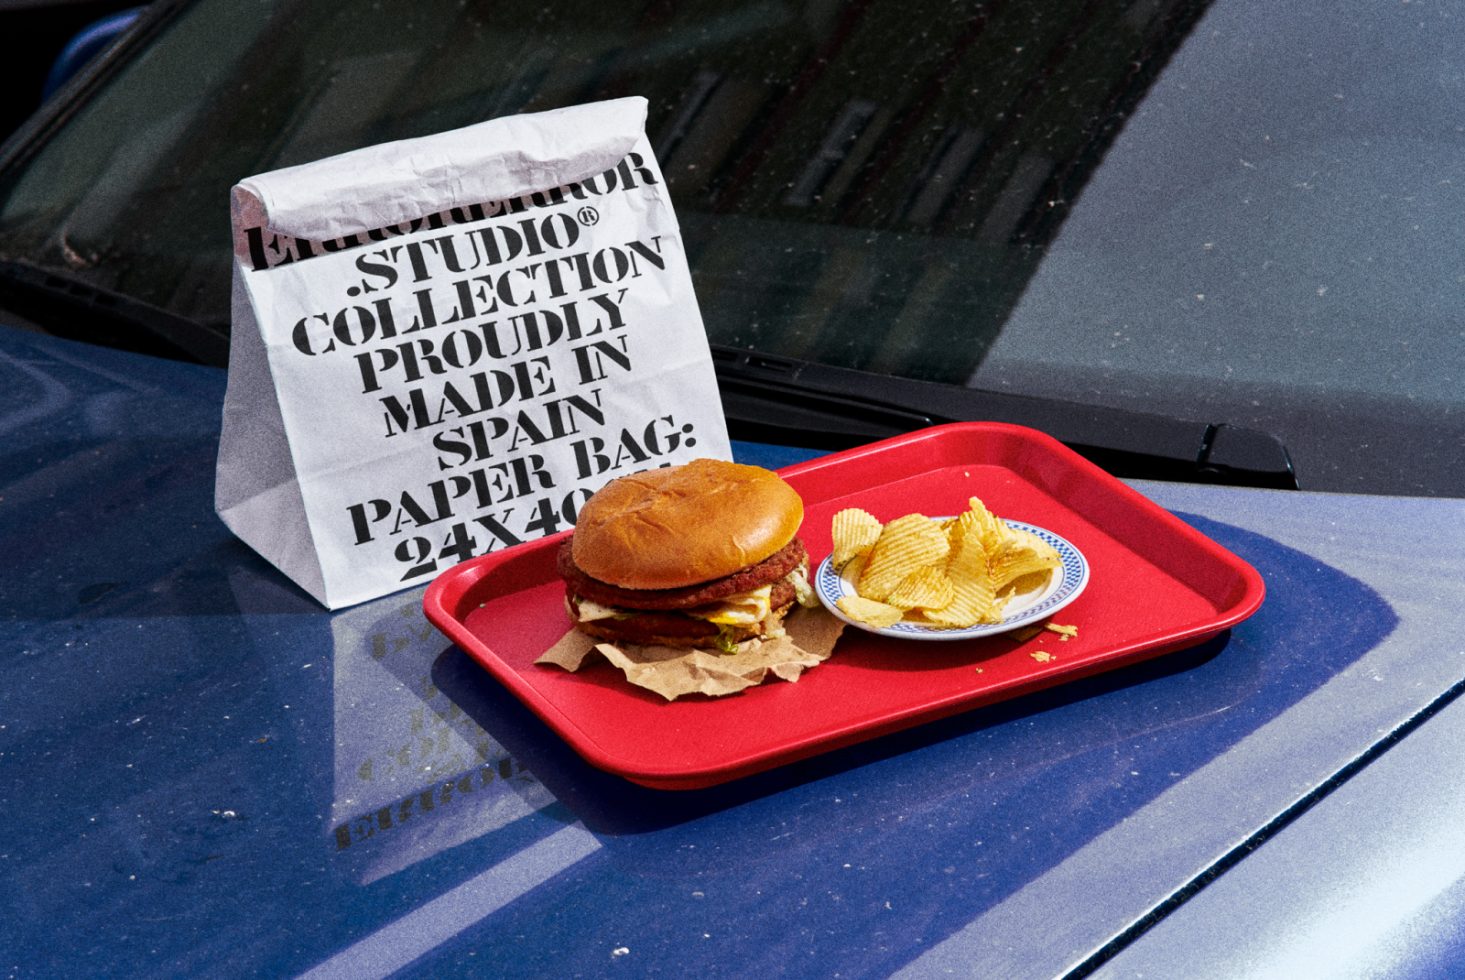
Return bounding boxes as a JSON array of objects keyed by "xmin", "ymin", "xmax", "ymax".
[
  {"xmin": 962, "ymin": 497, "xmax": 1009, "ymax": 552},
  {"xmin": 885, "ymin": 565, "xmax": 955, "ymax": 611},
  {"xmin": 830, "ymin": 507, "xmax": 883, "ymax": 570},
  {"xmin": 836, "ymin": 594, "xmax": 905, "ymax": 628},
  {"xmin": 857, "ymin": 514, "xmax": 950, "ymax": 601},
  {"xmin": 924, "ymin": 525, "xmax": 1002, "ymax": 627},
  {"xmin": 946, "ymin": 517, "xmax": 989, "ymax": 568},
  {"xmin": 989, "ymin": 529, "xmax": 1062, "ymax": 590},
  {"xmin": 1002, "ymin": 569, "xmax": 1055, "ymax": 598}
]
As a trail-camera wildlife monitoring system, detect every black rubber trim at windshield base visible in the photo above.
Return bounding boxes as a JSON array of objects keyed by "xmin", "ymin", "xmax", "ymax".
[
  {"xmin": 0, "ymin": 260, "xmax": 228, "ymax": 366},
  {"xmin": 1061, "ymin": 672, "xmax": 1465, "ymax": 978},
  {"xmin": 712, "ymin": 345, "xmax": 1299, "ymax": 489}
]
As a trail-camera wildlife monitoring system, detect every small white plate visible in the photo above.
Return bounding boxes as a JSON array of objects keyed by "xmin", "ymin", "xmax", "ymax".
[{"xmin": 814, "ymin": 520, "xmax": 1090, "ymax": 641}]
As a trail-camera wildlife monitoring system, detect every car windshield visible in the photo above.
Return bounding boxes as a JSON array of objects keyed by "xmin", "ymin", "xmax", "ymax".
[{"xmin": 2, "ymin": 0, "xmax": 1462, "ymax": 494}]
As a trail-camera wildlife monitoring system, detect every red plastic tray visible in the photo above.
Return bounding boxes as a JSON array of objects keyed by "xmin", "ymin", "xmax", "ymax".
[{"xmin": 424, "ymin": 422, "xmax": 1264, "ymax": 790}]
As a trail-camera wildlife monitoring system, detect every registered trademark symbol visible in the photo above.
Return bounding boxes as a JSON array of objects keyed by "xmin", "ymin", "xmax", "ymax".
[{"xmin": 576, "ymin": 205, "xmax": 600, "ymax": 226}]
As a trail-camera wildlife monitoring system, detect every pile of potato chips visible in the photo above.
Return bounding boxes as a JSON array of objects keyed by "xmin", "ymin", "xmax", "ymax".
[{"xmin": 830, "ymin": 498, "xmax": 1063, "ymax": 630}]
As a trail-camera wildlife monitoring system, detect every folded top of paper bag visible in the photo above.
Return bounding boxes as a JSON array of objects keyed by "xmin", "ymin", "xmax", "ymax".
[{"xmin": 232, "ymin": 96, "xmax": 647, "ymax": 242}]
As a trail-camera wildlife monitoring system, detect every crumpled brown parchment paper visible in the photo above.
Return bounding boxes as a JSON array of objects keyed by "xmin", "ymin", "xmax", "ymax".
[{"xmin": 535, "ymin": 606, "xmax": 846, "ymax": 700}]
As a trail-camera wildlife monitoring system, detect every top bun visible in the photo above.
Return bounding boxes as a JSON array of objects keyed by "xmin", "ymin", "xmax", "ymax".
[{"xmin": 571, "ymin": 458, "xmax": 804, "ymax": 590}]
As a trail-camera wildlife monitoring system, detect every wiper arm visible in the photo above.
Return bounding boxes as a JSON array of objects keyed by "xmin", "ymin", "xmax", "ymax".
[
  {"xmin": 0, "ymin": 259, "xmax": 228, "ymax": 366},
  {"xmin": 0, "ymin": 268, "xmax": 1294, "ymax": 489},
  {"xmin": 712, "ymin": 345, "xmax": 1298, "ymax": 490}
]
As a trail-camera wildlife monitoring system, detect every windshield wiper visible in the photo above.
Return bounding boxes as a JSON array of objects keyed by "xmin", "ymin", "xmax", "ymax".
[
  {"xmin": 0, "ymin": 260, "xmax": 229, "ymax": 366},
  {"xmin": 712, "ymin": 345, "xmax": 1298, "ymax": 490},
  {"xmin": 0, "ymin": 267, "xmax": 1293, "ymax": 489}
]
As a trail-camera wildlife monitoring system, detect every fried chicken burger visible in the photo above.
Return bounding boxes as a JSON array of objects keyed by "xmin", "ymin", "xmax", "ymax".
[{"xmin": 556, "ymin": 458, "xmax": 815, "ymax": 650}]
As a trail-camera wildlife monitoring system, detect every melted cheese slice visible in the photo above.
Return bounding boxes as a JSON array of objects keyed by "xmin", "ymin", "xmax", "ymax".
[{"xmin": 688, "ymin": 585, "xmax": 772, "ymax": 626}]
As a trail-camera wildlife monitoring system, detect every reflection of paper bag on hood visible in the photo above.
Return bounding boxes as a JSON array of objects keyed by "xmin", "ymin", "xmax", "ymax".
[{"xmin": 216, "ymin": 97, "xmax": 730, "ymax": 609}]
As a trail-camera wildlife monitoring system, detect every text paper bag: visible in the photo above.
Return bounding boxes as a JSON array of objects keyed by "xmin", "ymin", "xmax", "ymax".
[{"xmin": 216, "ymin": 97, "xmax": 732, "ymax": 608}]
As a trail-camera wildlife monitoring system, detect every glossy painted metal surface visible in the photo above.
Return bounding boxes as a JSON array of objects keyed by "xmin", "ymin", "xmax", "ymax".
[
  {"xmin": 1095, "ymin": 684, "xmax": 1465, "ymax": 980},
  {"xmin": 4, "ymin": 326, "xmax": 1465, "ymax": 976}
]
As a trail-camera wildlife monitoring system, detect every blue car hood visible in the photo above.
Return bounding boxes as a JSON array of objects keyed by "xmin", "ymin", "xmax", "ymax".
[{"xmin": 3, "ymin": 324, "xmax": 1464, "ymax": 977}]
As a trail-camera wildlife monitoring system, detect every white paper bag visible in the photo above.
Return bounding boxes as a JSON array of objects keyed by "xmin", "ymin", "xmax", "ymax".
[{"xmin": 216, "ymin": 97, "xmax": 731, "ymax": 609}]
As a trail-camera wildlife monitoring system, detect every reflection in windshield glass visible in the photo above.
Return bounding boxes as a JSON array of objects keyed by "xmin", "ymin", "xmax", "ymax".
[
  {"xmin": 13, "ymin": 0, "xmax": 1465, "ymax": 492},
  {"xmin": 0, "ymin": 0, "xmax": 1207, "ymax": 385}
]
